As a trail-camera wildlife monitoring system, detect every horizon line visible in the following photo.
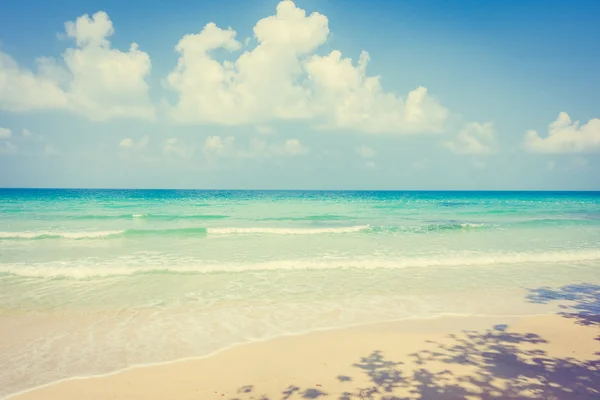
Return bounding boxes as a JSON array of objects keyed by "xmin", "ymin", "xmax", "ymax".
[{"xmin": 1, "ymin": 188, "xmax": 599, "ymax": 193}]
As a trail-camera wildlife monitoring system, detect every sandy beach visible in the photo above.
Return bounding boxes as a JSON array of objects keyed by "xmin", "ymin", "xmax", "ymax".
[
  {"xmin": 2, "ymin": 0, "xmax": 600, "ymax": 394},
  {"xmin": 9, "ymin": 313, "xmax": 599, "ymax": 400},
  {"xmin": 2, "ymin": 192, "xmax": 599, "ymax": 399}
]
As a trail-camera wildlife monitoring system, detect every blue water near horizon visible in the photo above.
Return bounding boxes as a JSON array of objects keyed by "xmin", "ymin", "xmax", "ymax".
[{"xmin": 1, "ymin": 189, "xmax": 599, "ymax": 397}]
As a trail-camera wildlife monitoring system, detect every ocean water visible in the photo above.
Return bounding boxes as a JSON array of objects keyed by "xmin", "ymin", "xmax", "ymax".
[{"xmin": 1, "ymin": 189, "xmax": 599, "ymax": 397}]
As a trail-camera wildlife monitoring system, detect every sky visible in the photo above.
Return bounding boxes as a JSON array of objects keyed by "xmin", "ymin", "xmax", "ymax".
[{"xmin": 0, "ymin": 0, "xmax": 599, "ymax": 190}]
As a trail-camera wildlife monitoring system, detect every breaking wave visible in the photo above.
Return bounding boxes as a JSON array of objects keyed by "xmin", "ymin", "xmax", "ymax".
[
  {"xmin": 1, "ymin": 249, "xmax": 599, "ymax": 278},
  {"xmin": 0, "ymin": 222, "xmax": 493, "ymax": 240}
]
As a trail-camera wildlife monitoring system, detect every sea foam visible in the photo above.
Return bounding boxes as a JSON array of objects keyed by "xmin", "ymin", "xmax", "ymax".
[
  {"xmin": 0, "ymin": 223, "xmax": 492, "ymax": 240},
  {"xmin": 207, "ymin": 225, "xmax": 370, "ymax": 235},
  {"xmin": 0, "ymin": 230, "xmax": 125, "ymax": 239},
  {"xmin": 2, "ymin": 249, "xmax": 599, "ymax": 278}
]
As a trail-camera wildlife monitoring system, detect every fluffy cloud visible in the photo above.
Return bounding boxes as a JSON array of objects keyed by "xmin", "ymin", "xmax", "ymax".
[
  {"xmin": 0, "ymin": 128, "xmax": 11, "ymax": 139},
  {"xmin": 119, "ymin": 138, "xmax": 134, "ymax": 148},
  {"xmin": 203, "ymin": 135, "xmax": 308, "ymax": 159},
  {"xmin": 0, "ymin": 127, "xmax": 58, "ymax": 156},
  {"xmin": 0, "ymin": 12, "xmax": 153, "ymax": 121},
  {"xmin": 444, "ymin": 122, "xmax": 495, "ymax": 155},
  {"xmin": 271, "ymin": 138, "xmax": 308, "ymax": 155},
  {"xmin": 356, "ymin": 145, "xmax": 376, "ymax": 159},
  {"xmin": 524, "ymin": 112, "xmax": 600, "ymax": 153},
  {"xmin": 165, "ymin": 0, "xmax": 450, "ymax": 134},
  {"xmin": 0, "ymin": 54, "xmax": 68, "ymax": 111},
  {"xmin": 118, "ymin": 136, "xmax": 151, "ymax": 161},
  {"xmin": 203, "ymin": 136, "xmax": 236, "ymax": 156},
  {"xmin": 119, "ymin": 136, "xmax": 148, "ymax": 149}
]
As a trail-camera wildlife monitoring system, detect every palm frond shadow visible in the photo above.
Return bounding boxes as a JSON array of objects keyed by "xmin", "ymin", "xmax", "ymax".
[{"xmin": 229, "ymin": 283, "xmax": 600, "ymax": 399}]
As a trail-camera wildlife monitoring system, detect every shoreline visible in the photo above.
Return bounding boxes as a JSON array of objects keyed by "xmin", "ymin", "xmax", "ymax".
[{"xmin": 8, "ymin": 311, "xmax": 593, "ymax": 400}]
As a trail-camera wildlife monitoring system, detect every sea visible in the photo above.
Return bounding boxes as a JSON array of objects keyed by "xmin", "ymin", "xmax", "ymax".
[{"xmin": 1, "ymin": 189, "xmax": 599, "ymax": 397}]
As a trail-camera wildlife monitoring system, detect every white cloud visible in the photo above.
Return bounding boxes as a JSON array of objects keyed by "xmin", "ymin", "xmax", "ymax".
[
  {"xmin": 0, "ymin": 53, "xmax": 69, "ymax": 111},
  {"xmin": 0, "ymin": 126, "xmax": 60, "ymax": 157},
  {"xmin": 524, "ymin": 112, "xmax": 600, "ymax": 153},
  {"xmin": 165, "ymin": 0, "xmax": 450, "ymax": 134},
  {"xmin": 118, "ymin": 136, "xmax": 154, "ymax": 163},
  {"xmin": 244, "ymin": 137, "xmax": 309, "ymax": 157},
  {"xmin": 203, "ymin": 135, "xmax": 308, "ymax": 159},
  {"xmin": 203, "ymin": 135, "xmax": 236, "ymax": 155},
  {"xmin": 0, "ymin": 127, "xmax": 11, "ymax": 139},
  {"xmin": 272, "ymin": 138, "xmax": 308, "ymax": 156},
  {"xmin": 305, "ymin": 54, "xmax": 449, "ymax": 134},
  {"xmin": 0, "ymin": 11, "xmax": 153, "ymax": 121},
  {"xmin": 356, "ymin": 145, "xmax": 376, "ymax": 159},
  {"xmin": 444, "ymin": 122, "xmax": 495, "ymax": 155},
  {"xmin": 162, "ymin": 138, "xmax": 194, "ymax": 159},
  {"xmin": 119, "ymin": 136, "xmax": 148, "ymax": 149},
  {"xmin": 119, "ymin": 138, "xmax": 134, "ymax": 148}
]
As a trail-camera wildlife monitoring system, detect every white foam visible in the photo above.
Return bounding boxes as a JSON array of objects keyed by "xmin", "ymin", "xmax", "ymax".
[
  {"xmin": 460, "ymin": 223, "xmax": 486, "ymax": 228},
  {"xmin": 0, "ymin": 230, "xmax": 124, "ymax": 239},
  {"xmin": 0, "ymin": 225, "xmax": 367, "ymax": 240},
  {"xmin": 2, "ymin": 249, "xmax": 599, "ymax": 278},
  {"xmin": 207, "ymin": 225, "xmax": 370, "ymax": 235}
]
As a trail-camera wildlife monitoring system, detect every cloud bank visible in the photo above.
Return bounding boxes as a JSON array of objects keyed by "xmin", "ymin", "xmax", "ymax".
[
  {"xmin": 165, "ymin": 0, "xmax": 450, "ymax": 134},
  {"xmin": 0, "ymin": 12, "xmax": 153, "ymax": 121},
  {"xmin": 524, "ymin": 112, "xmax": 600, "ymax": 153}
]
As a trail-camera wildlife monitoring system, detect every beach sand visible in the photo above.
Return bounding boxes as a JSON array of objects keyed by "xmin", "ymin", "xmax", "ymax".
[{"xmin": 9, "ymin": 313, "xmax": 600, "ymax": 400}]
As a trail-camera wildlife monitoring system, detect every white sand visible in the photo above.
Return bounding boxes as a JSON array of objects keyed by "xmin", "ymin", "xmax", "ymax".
[{"xmin": 9, "ymin": 314, "xmax": 600, "ymax": 399}]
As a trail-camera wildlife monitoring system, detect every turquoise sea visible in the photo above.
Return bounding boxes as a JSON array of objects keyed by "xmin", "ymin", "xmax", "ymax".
[{"xmin": 1, "ymin": 189, "xmax": 600, "ymax": 397}]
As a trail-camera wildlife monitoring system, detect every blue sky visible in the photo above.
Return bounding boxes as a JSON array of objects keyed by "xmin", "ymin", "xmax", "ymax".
[{"xmin": 0, "ymin": 0, "xmax": 599, "ymax": 189}]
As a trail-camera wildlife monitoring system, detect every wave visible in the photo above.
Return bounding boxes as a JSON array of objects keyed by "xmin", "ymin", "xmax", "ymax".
[
  {"xmin": 0, "ymin": 230, "xmax": 125, "ymax": 239},
  {"xmin": 258, "ymin": 215, "xmax": 350, "ymax": 222},
  {"xmin": 0, "ymin": 228, "xmax": 209, "ymax": 240},
  {"xmin": 189, "ymin": 223, "xmax": 487, "ymax": 235},
  {"xmin": 8, "ymin": 218, "xmax": 597, "ymax": 241},
  {"xmin": 509, "ymin": 218, "xmax": 600, "ymax": 228},
  {"xmin": 2, "ymin": 249, "xmax": 599, "ymax": 278},
  {"xmin": 207, "ymin": 225, "xmax": 369, "ymax": 235},
  {"xmin": 0, "ymin": 226, "xmax": 365, "ymax": 239},
  {"xmin": 69, "ymin": 214, "xmax": 230, "ymax": 221},
  {"xmin": 370, "ymin": 223, "xmax": 488, "ymax": 233},
  {"xmin": 0, "ymin": 223, "xmax": 491, "ymax": 240}
]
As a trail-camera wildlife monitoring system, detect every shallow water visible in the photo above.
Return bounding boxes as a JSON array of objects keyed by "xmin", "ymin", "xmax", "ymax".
[{"xmin": 1, "ymin": 189, "xmax": 599, "ymax": 397}]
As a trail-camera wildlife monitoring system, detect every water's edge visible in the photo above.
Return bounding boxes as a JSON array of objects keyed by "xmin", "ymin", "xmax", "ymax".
[{"xmin": 3, "ymin": 311, "xmax": 548, "ymax": 400}]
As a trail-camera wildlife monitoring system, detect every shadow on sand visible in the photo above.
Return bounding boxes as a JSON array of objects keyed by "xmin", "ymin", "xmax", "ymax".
[
  {"xmin": 228, "ymin": 284, "xmax": 600, "ymax": 400},
  {"xmin": 527, "ymin": 283, "xmax": 600, "ymax": 337}
]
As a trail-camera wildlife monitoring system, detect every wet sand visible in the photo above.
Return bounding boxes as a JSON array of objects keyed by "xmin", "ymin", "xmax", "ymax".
[{"xmin": 9, "ymin": 313, "xmax": 600, "ymax": 399}]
